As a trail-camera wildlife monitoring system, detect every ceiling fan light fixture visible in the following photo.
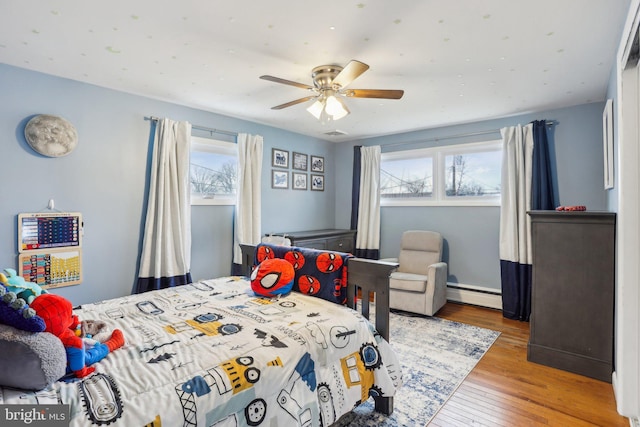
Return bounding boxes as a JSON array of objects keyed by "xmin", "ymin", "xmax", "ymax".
[
  {"xmin": 307, "ymin": 93, "xmax": 350, "ymax": 123},
  {"xmin": 264, "ymin": 59, "xmax": 400, "ymax": 122},
  {"xmin": 325, "ymin": 95, "xmax": 349, "ymax": 120},
  {"xmin": 306, "ymin": 99, "xmax": 324, "ymax": 120}
]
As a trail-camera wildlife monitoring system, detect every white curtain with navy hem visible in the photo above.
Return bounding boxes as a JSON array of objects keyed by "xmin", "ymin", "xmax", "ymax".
[
  {"xmin": 500, "ymin": 124, "xmax": 534, "ymax": 262},
  {"xmin": 500, "ymin": 121, "xmax": 556, "ymax": 321},
  {"xmin": 355, "ymin": 145, "xmax": 381, "ymax": 259},
  {"xmin": 233, "ymin": 133, "xmax": 263, "ymax": 273},
  {"xmin": 136, "ymin": 118, "xmax": 192, "ymax": 293},
  {"xmin": 499, "ymin": 124, "xmax": 534, "ymax": 320}
]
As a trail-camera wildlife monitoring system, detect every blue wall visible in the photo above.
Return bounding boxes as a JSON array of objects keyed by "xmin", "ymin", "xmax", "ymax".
[
  {"xmin": 1, "ymin": 63, "xmax": 608, "ymax": 302},
  {"xmin": 0, "ymin": 64, "xmax": 334, "ymax": 305},
  {"xmin": 335, "ymin": 102, "xmax": 608, "ymax": 291}
]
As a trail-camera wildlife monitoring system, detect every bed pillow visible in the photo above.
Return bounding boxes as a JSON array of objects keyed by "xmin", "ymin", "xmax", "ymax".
[
  {"xmin": 0, "ymin": 323, "xmax": 66, "ymax": 390},
  {"xmin": 251, "ymin": 258, "xmax": 294, "ymax": 298},
  {"xmin": 255, "ymin": 244, "xmax": 353, "ymax": 304}
]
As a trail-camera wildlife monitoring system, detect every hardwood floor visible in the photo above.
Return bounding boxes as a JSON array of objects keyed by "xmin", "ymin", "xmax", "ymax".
[{"xmin": 428, "ymin": 302, "xmax": 628, "ymax": 427}]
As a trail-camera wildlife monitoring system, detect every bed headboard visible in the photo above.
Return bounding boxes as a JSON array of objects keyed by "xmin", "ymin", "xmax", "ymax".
[{"xmin": 239, "ymin": 244, "xmax": 398, "ymax": 341}]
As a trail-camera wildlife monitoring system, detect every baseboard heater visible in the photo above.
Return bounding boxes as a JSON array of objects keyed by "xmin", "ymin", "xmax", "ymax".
[{"xmin": 446, "ymin": 283, "xmax": 502, "ymax": 310}]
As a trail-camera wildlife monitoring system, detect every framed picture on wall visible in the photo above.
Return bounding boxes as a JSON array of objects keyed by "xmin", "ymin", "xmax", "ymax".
[
  {"xmin": 272, "ymin": 148, "xmax": 289, "ymax": 168},
  {"xmin": 311, "ymin": 174, "xmax": 324, "ymax": 191},
  {"xmin": 292, "ymin": 172, "xmax": 307, "ymax": 190},
  {"xmin": 293, "ymin": 152, "xmax": 308, "ymax": 170},
  {"xmin": 310, "ymin": 155, "xmax": 324, "ymax": 172},
  {"xmin": 272, "ymin": 170, "xmax": 288, "ymax": 189},
  {"xmin": 603, "ymin": 98, "xmax": 614, "ymax": 189}
]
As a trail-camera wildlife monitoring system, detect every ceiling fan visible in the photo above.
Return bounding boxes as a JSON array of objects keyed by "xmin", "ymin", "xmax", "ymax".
[{"xmin": 260, "ymin": 60, "xmax": 404, "ymax": 123}]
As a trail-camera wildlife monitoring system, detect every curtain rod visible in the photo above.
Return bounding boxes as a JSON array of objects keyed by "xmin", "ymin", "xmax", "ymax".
[
  {"xmin": 145, "ymin": 116, "xmax": 238, "ymax": 137},
  {"xmin": 381, "ymin": 120, "xmax": 554, "ymax": 150}
]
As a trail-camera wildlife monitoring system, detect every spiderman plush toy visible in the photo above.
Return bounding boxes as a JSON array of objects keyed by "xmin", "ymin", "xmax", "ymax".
[
  {"xmin": 30, "ymin": 294, "xmax": 125, "ymax": 378},
  {"xmin": 251, "ymin": 258, "xmax": 294, "ymax": 298}
]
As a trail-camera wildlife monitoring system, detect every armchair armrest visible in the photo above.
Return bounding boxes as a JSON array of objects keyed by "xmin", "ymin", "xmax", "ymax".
[
  {"xmin": 426, "ymin": 262, "xmax": 448, "ymax": 311},
  {"xmin": 428, "ymin": 261, "xmax": 447, "ymax": 274},
  {"xmin": 427, "ymin": 262, "xmax": 448, "ymax": 288}
]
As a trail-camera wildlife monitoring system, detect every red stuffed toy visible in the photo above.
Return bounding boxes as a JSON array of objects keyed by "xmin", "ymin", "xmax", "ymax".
[
  {"xmin": 30, "ymin": 294, "xmax": 125, "ymax": 378},
  {"xmin": 251, "ymin": 258, "xmax": 294, "ymax": 298}
]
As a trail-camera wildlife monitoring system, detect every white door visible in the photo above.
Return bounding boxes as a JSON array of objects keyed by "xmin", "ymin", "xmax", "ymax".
[{"xmin": 614, "ymin": 6, "xmax": 640, "ymax": 421}]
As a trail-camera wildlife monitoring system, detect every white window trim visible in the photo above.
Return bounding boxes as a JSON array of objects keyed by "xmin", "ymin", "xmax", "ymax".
[
  {"xmin": 191, "ymin": 136, "xmax": 237, "ymax": 206},
  {"xmin": 381, "ymin": 139, "xmax": 502, "ymax": 207}
]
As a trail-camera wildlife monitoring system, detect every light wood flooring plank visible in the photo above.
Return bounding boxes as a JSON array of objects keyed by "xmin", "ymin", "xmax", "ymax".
[{"xmin": 425, "ymin": 302, "xmax": 629, "ymax": 427}]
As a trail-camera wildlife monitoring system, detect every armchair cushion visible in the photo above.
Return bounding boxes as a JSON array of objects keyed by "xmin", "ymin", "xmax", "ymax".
[
  {"xmin": 397, "ymin": 230, "xmax": 443, "ymax": 275},
  {"xmin": 389, "ymin": 272, "xmax": 428, "ymax": 293}
]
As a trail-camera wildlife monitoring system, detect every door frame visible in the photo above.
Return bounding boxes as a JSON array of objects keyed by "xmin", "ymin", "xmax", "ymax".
[{"xmin": 613, "ymin": 0, "xmax": 640, "ymax": 422}]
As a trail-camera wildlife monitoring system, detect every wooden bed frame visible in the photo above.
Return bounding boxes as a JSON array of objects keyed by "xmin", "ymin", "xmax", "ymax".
[{"xmin": 240, "ymin": 243, "xmax": 399, "ymax": 415}]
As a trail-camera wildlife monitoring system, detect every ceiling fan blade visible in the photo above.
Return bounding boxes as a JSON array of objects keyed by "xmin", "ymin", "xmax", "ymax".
[
  {"xmin": 260, "ymin": 75, "xmax": 314, "ymax": 90},
  {"xmin": 331, "ymin": 60, "xmax": 370, "ymax": 89},
  {"xmin": 344, "ymin": 89, "xmax": 404, "ymax": 99},
  {"xmin": 271, "ymin": 96, "xmax": 318, "ymax": 110}
]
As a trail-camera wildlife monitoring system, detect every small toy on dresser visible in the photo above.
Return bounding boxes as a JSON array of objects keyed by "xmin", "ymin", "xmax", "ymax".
[{"xmin": 556, "ymin": 205, "xmax": 587, "ymax": 211}]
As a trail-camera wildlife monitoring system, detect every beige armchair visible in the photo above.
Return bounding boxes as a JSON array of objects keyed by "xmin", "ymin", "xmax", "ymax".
[{"xmin": 387, "ymin": 230, "xmax": 448, "ymax": 316}]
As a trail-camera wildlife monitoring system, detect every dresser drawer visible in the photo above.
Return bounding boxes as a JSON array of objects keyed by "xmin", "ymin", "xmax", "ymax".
[
  {"xmin": 327, "ymin": 237, "xmax": 354, "ymax": 253},
  {"xmin": 268, "ymin": 229, "xmax": 356, "ymax": 253},
  {"xmin": 295, "ymin": 239, "xmax": 327, "ymax": 250}
]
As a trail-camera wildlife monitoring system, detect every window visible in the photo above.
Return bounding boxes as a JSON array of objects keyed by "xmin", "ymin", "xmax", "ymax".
[
  {"xmin": 380, "ymin": 152, "xmax": 434, "ymax": 199},
  {"xmin": 443, "ymin": 145, "xmax": 502, "ymax": 199},
  {"xmin": 380, "ymin": 140, "xmax": 502, "ymax": 206},
  {"xmin": 191, "ymin": 136, "xmax": 237, "ymax": 205}
]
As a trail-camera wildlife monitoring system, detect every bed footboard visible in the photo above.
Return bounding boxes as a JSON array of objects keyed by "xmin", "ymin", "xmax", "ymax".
[
  {"xmin": 345, "ymin": 258, "xmax": 398, "ymax": 416},
  {"xmin": 239, "ymin": 244, "xmax": 257, "ymax": 276},
  {"xmin": 347, "ymin": 258, "xmax": 398, "ymax": 415},
  {"xmin": 344, "ymin": 258, "xmax": 398, "ymax": 342}
]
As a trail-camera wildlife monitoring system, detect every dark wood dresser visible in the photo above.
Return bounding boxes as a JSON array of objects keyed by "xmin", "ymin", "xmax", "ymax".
[
  {"xmin": 269, "ymin": 229, "xmax": 356, "ymax": 253},
  {"xmin": 527, "ymin": 210, "xmax": 616, "ymax": 382}
]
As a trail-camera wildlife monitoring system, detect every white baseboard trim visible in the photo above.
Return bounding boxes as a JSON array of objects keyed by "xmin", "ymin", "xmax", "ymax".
[
  {"xmin": 608, "ymin": 351, "xmax": 637, "ymax": 426},
  {"xmin": 446, "ymin": 283, "xmax": 502, "ymax": 310}
]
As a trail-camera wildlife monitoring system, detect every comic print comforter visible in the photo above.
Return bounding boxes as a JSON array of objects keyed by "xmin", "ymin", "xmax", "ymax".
[{"xmin": 0, "ymin": 277, "xmax": 402, "ymax": 426}]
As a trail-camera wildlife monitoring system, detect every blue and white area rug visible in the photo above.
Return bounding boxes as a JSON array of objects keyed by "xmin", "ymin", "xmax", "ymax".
[{"xmin": 338, "ymin": 310, "xmax": 500, "ymax": 427}]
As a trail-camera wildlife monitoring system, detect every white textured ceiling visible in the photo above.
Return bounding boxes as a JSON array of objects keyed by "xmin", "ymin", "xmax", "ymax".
[{"xmin": 0, "ymin": 1, "xmax": 631, "ymax": 142}]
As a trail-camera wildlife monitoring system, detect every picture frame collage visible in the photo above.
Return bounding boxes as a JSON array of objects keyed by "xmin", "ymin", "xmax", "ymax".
[{"xmin": 271, "ymin": 148, "xmax": 324, "ymax": 191}]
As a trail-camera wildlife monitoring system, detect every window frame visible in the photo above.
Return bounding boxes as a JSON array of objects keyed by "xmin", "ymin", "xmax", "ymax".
[
  {"xmin": 381, "ymin": 139, "xmax": 502, "ymax": 207},
  {"xmin": 190, "ymin": 136, "xmax": 238, "ymax": 206},
  {"xmin": 380, "ymin": 147, "xmax": 435, "ymax": 201}
]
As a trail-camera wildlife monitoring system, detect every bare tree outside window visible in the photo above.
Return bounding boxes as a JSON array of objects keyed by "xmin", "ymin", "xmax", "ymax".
[
  {"xmin": 191, "ymin": 161, "xmax": 237, "ymax": 199},
  {"xmin": 191, "ymin": 137, "xmax": 238, "ymax": 205},
  {"xmin": 380, "ymin": 140, "xmax": 501, "ymax": 205},
  {"xmin": 445, "ymin": 153, "xmax": 501, "ymax": 197},
  {"xmin": 381, "ymin": 157, "xmax": 433, "ymax": 198}
]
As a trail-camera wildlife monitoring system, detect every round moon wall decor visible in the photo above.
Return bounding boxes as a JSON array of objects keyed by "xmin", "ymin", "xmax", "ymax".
[{"xmin": 24, "ymin": 114, "xmax": 78, "ymax": 157}]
